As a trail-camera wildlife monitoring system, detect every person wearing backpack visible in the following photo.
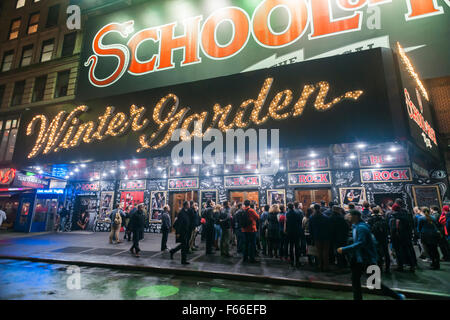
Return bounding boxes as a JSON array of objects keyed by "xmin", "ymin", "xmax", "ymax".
[
  {"xmin": 337, "ymin": 210, "xmax": 405, "ymax": 300},
  {"xmin": 418, "ymin": 207, "xmax": 441, "ymax": 270},
  {"xmin": 368, "ymin": 206, "xmax": 390, "ymax": 273},
  {"xmin": 389, "ymin": 200, "xmax": 417, "ymax": 272},
  {"xmin": 109, "ymin": 204, "xmax": 123, "ymax": 244},
  {"xmin": 241, "ymin": 199, "xmax": 260, "ymax": 263}
]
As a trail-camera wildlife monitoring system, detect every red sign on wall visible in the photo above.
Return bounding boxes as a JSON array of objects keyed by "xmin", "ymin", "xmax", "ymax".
[
  {"xmin": 288, "ymin": 158, "xmax": 329, "ymax": 171},
  {"xmin": 224, "ymin": 175, "xmax": 261, "ymax": 188},
  {"xmin": 359, "ymin": 152, "xmax": 409, "ymax": 168},
  {"xmin": 168, "ymin": 178, "xmax": 199, "ymax": 190},
  {"xmin": 0, "ymin": 168, "xmax": 16, "ymax": 185},
  {"xmin": 78, "ymin": 182, "xmax": 100, "ymax": 191},
  {"xmin": 119, "ymin": 179, "xmax": 146, "ymax": 190},
  {"xmin": 288, "ymin": 171, "xmax": 332, "ymax": 185},
  {"xmin": 360, "ymin": 168, "xmax": 412, "ymax": 183}
]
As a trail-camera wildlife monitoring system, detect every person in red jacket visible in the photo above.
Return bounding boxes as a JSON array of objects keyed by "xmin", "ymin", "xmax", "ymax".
[
  {"xmin": 241, "ymin": 199, "xmax": 260, "ymax": 263},
  {"xmin": 439, "ymin": 205, "xmax": 449, "ymax": 238}
]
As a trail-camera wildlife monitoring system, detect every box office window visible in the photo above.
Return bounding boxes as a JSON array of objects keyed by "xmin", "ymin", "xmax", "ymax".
[
  {"xmin": 54, "ymin": 70, "xmax": 70, "ymax": 98},
  {"xmin": 1, "ymin": 51, "xmax": 14, "ymax": 72},
  {"xmin": 40, "ymin": 38, "xmax": 54, "ymax": 62},
  {"xmin": 0, "ymin": 117, "xmax": 20, "ymax": 162},
  {"xmin": 16, "ymin": 0, "xmax": 25, "ymax": 9},
  {"xmin": 46, "ymin": 4, "xmax": 59, "ymax": 28},
  {"xmin": 20, "ymin": 45, "xmax": 33, "ymax": 67},
  {"xmin": 27, "ymin": 12, "xmax": 40, "ymax": 34},
  {"xmin": 61, "ymin": 32, "xmax": 76, "ymax": 57},
  {"xmin": 11, "ymin": 80, "xmax": 25, "ymax": 106},
  {"xmin": 32, "ymin": 75, "xmax": 47, "ymax": 102},
  {"xmin": 9, "ymin": 18, "xmax": 21, "ymax": 40}
]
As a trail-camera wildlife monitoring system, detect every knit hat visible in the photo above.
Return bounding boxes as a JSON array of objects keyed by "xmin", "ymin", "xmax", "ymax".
[
  {"xmin": 443, "ymin": 205, "xmax": 449, "ymax": 212},
  {"xmin": 392, "ymin": 203, "xmax": 401, "ymax": 211}
]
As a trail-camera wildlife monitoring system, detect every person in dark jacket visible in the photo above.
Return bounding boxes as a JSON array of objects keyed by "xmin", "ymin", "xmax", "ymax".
[
  {"xmin": 189, "ymin": 202, "xmax": 200, "ymax": 252},
  {"xmin": 361, "ymin": 201, "xmax": 371, "ymax": 222},
  {"xmin": 129, "ymin": 204, "xmax": 145, "ymax": 257},
  {"xmin": 322, "ymin": 201, "xmax": 334, "ymax": 217},
  {"xmin": 202, "ymin": 200, "xmax": 215, "ymax": 255},
  {"xmin": 161, "ymin": 205, "xmax": 172, "ymax": 252},
  {"xmin": 278, "ymin": 205, "xmax": 288, "ymax": 260},
  {"xmin": 294, "ymin": 202, "xmax": 306, "ymax": 256},
  {"xmin": 431, "ymin": 206, "xmax": 450, "ymax": 261},
  {"xmin": 368, "ymin": 206, "xmax": 391, "ymax": 273},
  {"xmin": 219, "ymin": 201, "xmax": 232, "ymax": 257},
  {"xmin": 337, "ymin": 210, "xmax": 405, "ymax": 300},
  {"xmin": 389, "ymin": 199, "xmax": 417, "ymax": 272},
  {"xmin": 170, "ymin": 201, "xmax": 191, "ymax": 264},
  {"xmin": 329, "ymin": 205, "xmax": 349, "ymax": 268},
  {"xmin": 309, "ymin": 204, "xmax": 331, "ymax": 271},
  {"xmin": 285, "ymin": 202, "xmax": 303, "ymax": 267},
  {"xmin": 58, "ymin": 204, "xmax": 69, "ymax": 232},
  {"xmin": 260, "ymin": 204, "xmax": 270, "ymax": 256},
  {"xmin": 267, "ymin": 204, "xmax": 280, "ymax": 258},
  {"xmin": 418, "ymin": 207, "xmax": 441, "ymax": 269}
]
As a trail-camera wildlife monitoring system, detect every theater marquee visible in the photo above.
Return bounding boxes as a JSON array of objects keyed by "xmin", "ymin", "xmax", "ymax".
[{"xmin": 360, "ymin": 167, "xmax": 412, "ymax": 183}]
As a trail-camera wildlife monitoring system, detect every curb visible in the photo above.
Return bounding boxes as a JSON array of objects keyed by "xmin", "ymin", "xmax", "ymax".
[{"xmin": 1, "ymin": 254, "xmax": 448, "ymax": 300}]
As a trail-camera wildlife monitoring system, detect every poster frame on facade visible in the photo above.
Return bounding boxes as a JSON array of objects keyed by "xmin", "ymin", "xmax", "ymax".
[
  {"xmin": 412, "ymin": 185, "xmax": 442, "ymax": 211},
  {"xmin": 224, "ymin": 175, "xmax": 261, "ymax": 188},
  {"xmin": 266, "ymin": 189, "xmax": 286, "ymax": 206},
  {"xmin": 339, "ymin": 187, "xmax": 367, "ymax": 207},
  {"xmin": 359, "ymin": 167, "xmax": 412, "ymax": 183},
  {"xmin": 200, "ymin": 189, "xmax": 218, "ymax": 210},
  {"xmin": 99, "ymin": 191, "xmax": 114, "ymax": 219},
  {"xmin": 150, "ymin": 190, "xmax": 168, "ymax": 220}
]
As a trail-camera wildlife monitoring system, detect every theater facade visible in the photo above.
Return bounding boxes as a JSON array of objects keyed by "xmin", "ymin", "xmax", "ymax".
[{"xmin": 1, "ymin": 0, "xmax": 449, "ymax": 232}]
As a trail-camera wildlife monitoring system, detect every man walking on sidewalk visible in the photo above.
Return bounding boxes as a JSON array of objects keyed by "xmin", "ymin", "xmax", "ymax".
[
  {"xmin": 241, "ymin": 200, "xmax": 260, "ymax": 263},
  {"xmin": 161, "ymin": 205, "xmax": 171, "ymax": 252},
  {"xmin": 170, "ymin": 201, "xmax": 191, "ymax": 265},
  {"xmin": 129, "ymin": 204, "xmax": 145, "ymax": 257}
]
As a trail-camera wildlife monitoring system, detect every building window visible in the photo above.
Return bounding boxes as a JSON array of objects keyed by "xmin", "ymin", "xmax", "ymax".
[
  {"xmin": 40, "ymin": 38, "xmax": 54, "ymax": 62},
  {"xmin": 32, "ymin": 75, "xmax": 47, "ymax": 102},
  {"xmin": 20, "ymin": 45, "xmax": 33, "ymax": 67},
  {"xmin": 11, "ymin": 80, "xmax": 26, "ymax": 106},
  {"xmin": 1, "ymin": 51, "xmax": 14, "ymax": 72},
  {"xmin": 46, "ymin": 4, "xmax": 59, "ymax": 28},
  {"xmin": 27, "ymin": 12, "xmax": 40, "ymax": 34},
  {"xmin": 16, "ymin": 0, "xmax": 26, "ymax": 9},
  {"xmin": 0, "ymin": 117, "xmax": 20, "ymax": 162},
  {"xmin": 61, "ymin": 32, "xmax": 76, "ymax": 57},
  {"xmin": 9, "ymin": 18, "xmax": 21, "ymax": 40},
  {"xmin": 54, "ymin": 70, "xmax": 70, "ymax": 98}
]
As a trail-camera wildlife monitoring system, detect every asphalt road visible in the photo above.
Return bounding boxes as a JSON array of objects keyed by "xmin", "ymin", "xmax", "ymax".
[{"xmin": 0, "ymin": 259, "xmax": 387, "ymax": 300}]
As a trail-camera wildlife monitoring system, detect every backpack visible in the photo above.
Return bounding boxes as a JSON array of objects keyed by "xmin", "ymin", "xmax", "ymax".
[
  {"xmin": 239, "ymin": 208, "xmax": 252, "ymax": 229},
  {"xmin": 113, "ymin": 212, "xmax": 121, "ymax": 226},
  {"xmin": 370, "ymin": 216, "xmax": 387, "ymax": 239}
]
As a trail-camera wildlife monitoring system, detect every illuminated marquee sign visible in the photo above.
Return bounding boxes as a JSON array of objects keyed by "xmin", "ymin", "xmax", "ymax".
[
  {"xmin": 288, "ymin": 157, "xmax": 329, "ymax": 171},
  {"xmin": 12, "ymin": 173, "xmax": 49, "ymax": 189},
  {"xmin": 37, "ymin": 188, "xmax": 64, "ymax": 195},
  {"xmin": 224, "ymin": 175, "xmax": 261, "ymax": 188},
  {"xmin": 168, "ymin": 178, "xmax": 199, "ymax": 190},
  {"xmin": 0, "ymin": 168, "xmax": 16, "ymax": 185},
  {"xmin": 360, "ymin": 167, "xmax": 412, "ymax": 183},
  {"xmin": 119, "ymin": 179, "xmax": 146, "ymax": 190},
  {"xmin": 358, "ymin": 152, "xmax": 409, "ymax": 168},
  {"xmin": 79, "ymin": 0, "xmax": 449, "ymax": 100},
  {"xmin": 77, "ymin": 182, "xmax": 100, "ymax": 192},
  {"xmin": 288, "ymin": 171, "xmax": 332, "ymax": 185}
]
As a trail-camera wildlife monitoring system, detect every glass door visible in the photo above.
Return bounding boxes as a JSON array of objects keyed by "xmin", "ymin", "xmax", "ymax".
[{"xmin": 14, "ymin": 194, "xmax": 35, "ymax": 232}]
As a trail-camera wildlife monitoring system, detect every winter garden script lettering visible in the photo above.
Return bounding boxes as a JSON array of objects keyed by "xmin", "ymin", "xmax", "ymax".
[{"xmin": 25, "ymin": 78, "xmax": 363, "ymax": 159}]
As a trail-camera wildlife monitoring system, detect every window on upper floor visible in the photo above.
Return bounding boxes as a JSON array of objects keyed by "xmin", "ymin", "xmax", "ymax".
[
  {"xmin": 46, "ymin": 4, "xmax": 60, "ymax": 28},
  {"xmin": 9, "ymin": 18, "xmax": 21, "ymax": 40},
  {"xmin": 11, "ymin": 80, "xmax": 26, "ymax": 106},
  {"xmin": 20, "ymin": 45, "xmax": 33, "ymax": 67},
  {"xmin": 40, "ymin": 38, "xmax": 54, "ymax": 62},
  {"xmin": 54, "ymin": 70, "xmax": 70, "ymax": 98},
  {"xmin": 27, "ymin": 12, "xmax": 40, "ymax": 34},
  {"xmin": 61, "ymin": 32, "xmax": 77, "ymax": 57},
  {"xmin": 1, "ymin": 51, "xmax": 14, "ymax": 72},
  {"xmin": 16, "ymin": 0, "xmax": 26, "ymax": 9},
  {"xmin": 32, "ymin": 75, "xmax": 47, "ymax": 102},
  {"xmin": 0, "ymin": 117, "xmax": 20, "ymax": 162}
]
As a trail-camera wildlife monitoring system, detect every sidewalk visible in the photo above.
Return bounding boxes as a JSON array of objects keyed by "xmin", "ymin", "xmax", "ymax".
[{"xmin": 0, "ymin": 231, "xmax": 449, "ymax": 299}]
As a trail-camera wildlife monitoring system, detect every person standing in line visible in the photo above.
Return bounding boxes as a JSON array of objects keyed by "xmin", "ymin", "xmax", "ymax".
[
  {"xmin": 337, "ymin": 210, "xmax": 405, "ymax": 300},
  {"xmin": 431, "ymin": 206, "xmax": 450, "ymax": 261},
  {"xmin": 309, "ymin": 204, "xmax": 331, "ymax": 272},
  {"xmin": 202, "ymin": 200, "xmax": 216, "ymax": 255},
  {"xmin": 267, "ymin": 204, "xmax": 280, "ymax": 258},
  {"xmin": 129, "ymin": 204, "xmax": 145, "ymax": 257},
  {"xmin": 278, "ymin": 205, "xmax": 288, "ymax": 261},
  {"xmin": 303, "ymin": 207, "xmax": 316, "ymax": 266},
  {"xmin": 413, "ymin": 206, "xmax": 425, "ymax": 258},
  {"xmin": 170, "ymin": 201, "xmax": 191, "ymax": 265},
  {"xmin": 109, "ymin": 204, "xmax": 123, "ymax": 244},
  {"xmin": 219, "ymin": 201, "xmax": 232, "ymax": 257},
  {"xmin": 187, "ymin": 200, "xmax": 197, "ymax": 253},
  {"xmin": 161, "ymin": 205, "xmax": 171, "ymax": 252},
  {"xmin": 439, "ymin": 205, "xmax": 450, "ymax": 241},
  {"xmin": 213, "ymin": 204, "xmax": 222, "ymax": 251},
  {"xmin": 361, "ymin": 201, "xmax": 372, "ymax": 222},
  {"xmin": 123, "ymin": 205, "xmax": 132, "ymax": 242},
  {"xmin": 368, "ymin": 206, "xmax": 391, "ymax": 273},
  {"xmin": 322, "ymin": 202, "xmax": 334, "ymax": 217},
  {"xmin": 285, "ymin": 202, "xmax": 303, "ymax": 268},
  {"xmin": 241, "ymin": 200, "xmax": 260, "ymax": 263},
  {"xmin": 233, "ymin": 203, "xmax": 244, "ymax": 255},
  {"xmin": 189, "ymin": 202, "xmax": 201, "ymax": 251},
  {"xmin": 418, "ymin": 207, "xmax": 441, "ymax": 270},
  {"xmin": 329, "ymin": 205, "xmax": 349, "ymax": 268},
  {"xmin": 260, "ymin": 204, "xmax": 270, "ymax": 256}
]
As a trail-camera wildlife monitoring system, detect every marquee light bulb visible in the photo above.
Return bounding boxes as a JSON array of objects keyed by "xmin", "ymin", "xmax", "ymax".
[{"xmin": 357, "ymin": 143, "xmax": 366, "ymax": 149}]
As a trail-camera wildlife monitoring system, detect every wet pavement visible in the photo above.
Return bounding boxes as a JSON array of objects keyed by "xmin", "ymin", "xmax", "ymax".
[
  {"xmin": 0, "ymin": 259, "xmax": 387, "ymax": 300},
  {"xmin": 0, "ymin": 231, "xmax": 449, "ymax": 299}
]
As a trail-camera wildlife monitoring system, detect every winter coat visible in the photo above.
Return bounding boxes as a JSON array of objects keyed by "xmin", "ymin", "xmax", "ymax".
[
  {"xmin": 267, "ymin": 212, "xmax": 280, "ymax": 240},
  {"xmin": 309, "ymin": 212, "xmax": 331, "ymax": 242},
  {"xmin": 285, "ymin": 209, "xmax": 303, "ymax": 239},
  {"xmin": 329, "ymin": 213, "xmax": 349, "ymax": 245},
  {"xmin": 341, "ymin": 222, "xmax": 378, "ymax": 265}
]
